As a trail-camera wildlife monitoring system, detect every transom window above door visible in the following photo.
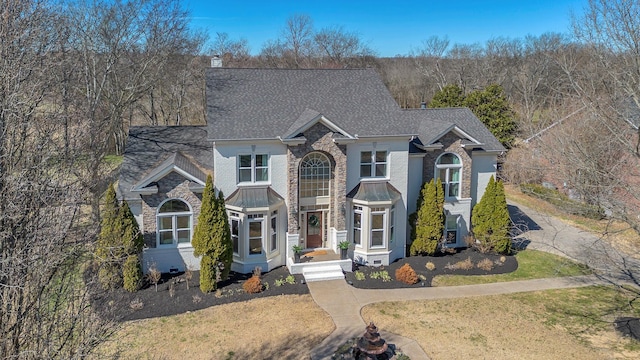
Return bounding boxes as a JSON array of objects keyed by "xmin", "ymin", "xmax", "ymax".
[
  {"xmin": 300, "ymin": 152, "xmax": 331, "ymax": 198},
  {"xmin": 360, "ymin": 151, "xmax": 387, "ymax": 178},
  {"xmin": 238, "ymin": 153, "xmax": 269, "ymax": 183}
]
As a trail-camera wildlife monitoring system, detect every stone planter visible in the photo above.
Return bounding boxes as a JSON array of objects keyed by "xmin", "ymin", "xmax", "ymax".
[
  {"xmin": 294, "ymin": 253, "xmax": 301, "ymax": 263},
  {"xmin": 340, "ymin": 248, "xmax": 348, "ymax": 260}
]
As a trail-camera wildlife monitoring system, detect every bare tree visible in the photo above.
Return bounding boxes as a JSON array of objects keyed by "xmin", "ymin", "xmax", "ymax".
[
  {"xmin": 560, "ymin": 0, "xmax": 640, "ymax": 234},
  {"xmin": 0, "ymin": 1, "xmax": 118, "ymax": 358}
]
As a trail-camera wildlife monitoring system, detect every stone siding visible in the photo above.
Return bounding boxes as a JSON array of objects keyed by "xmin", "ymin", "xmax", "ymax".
[
  {"xmin": 423, "ymin": 133, "xmax": 473, "ymax": 199},
  {"xmin": 287, "ymin": 123, "xmax": 347, "ymax": 234},
  {"xmin": 141, "ymin": 172, "xmax": 203, "ymax": 248}
]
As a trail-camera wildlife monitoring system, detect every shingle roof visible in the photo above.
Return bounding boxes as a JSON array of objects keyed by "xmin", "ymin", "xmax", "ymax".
[
  {"xmin": 205, "ymin": 68, "xmax": 505, "ymax": 152},
  {"xmin": 206, "ymin": 68, "xmax": 408, "ymax": 139},
  {"xmin": 118, "ymin": 126, "xmax": 212, "ymax": 200}
]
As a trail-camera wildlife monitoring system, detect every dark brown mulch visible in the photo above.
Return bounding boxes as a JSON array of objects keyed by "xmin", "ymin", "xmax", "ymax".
[
  {"xmin": 91, "ymin": 266, "xmax": 308, "ymax": 322},
  {"xmin": 345, "ymin": 247, "xmax": 518, "ymax": 289}
]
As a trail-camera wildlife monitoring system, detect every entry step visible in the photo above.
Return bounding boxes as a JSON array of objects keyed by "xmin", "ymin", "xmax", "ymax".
[{"xmin": 302, "ymin": 264, "xmax": 345, "ymax": 282}]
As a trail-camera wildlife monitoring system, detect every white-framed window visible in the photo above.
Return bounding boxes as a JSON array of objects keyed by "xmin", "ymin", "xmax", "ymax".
[
  {"xmin": 353, "ymin": 206, "xmax": 362, "ymax": 245},
  {"xmin": 436, "ymin": 153, "xmax": 462, "ymax": 198},
  {"xmin": 370, "ymin": 207, "xmax": 385, "ymax": 248},
  {"xmin": 445, "ymin": 215, "xmax": 459, "ymax": 245},
  {"xmin": 157, "ymin": 199, "xmax": 192, "ymax": 247},
  {"xmin": 270, "ymin": 210, "xmax": 278, "ymax": 252},
  {"xmin": 389, "ymin": 205, "xmax": 395, "ymax": 244},
  {"xmin": 229, "ymin": 212, "xmax": 240, "ymax": 255},
  {"xmin": 360, "ymin": 151, "xmax": 387, "ymax": 178},
  {"xmin": 238, "ymin": 153, "xmax": 269, "ymax": 183},
  {"xmin": 248, "ymin": 214, "xmax": 263, "ymax": 255},
  {"xmin": 300, "ymin": 152, "xmax": 331, "ymax": 198}
]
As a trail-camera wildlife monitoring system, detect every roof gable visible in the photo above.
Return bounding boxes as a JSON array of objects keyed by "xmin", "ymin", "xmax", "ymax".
[
  {"xmin": 130, "ymin": 152, "xmax": 208, "ymax": 195},
  {"xmin": 282, "ymin": 109, "xmax": 355, "ymax": 140}
]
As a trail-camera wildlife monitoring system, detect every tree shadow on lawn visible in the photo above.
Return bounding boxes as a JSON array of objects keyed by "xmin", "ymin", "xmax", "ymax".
[
  {"xmin": 90, "ymin": 266, "xmax": 309, "ymax": 322},
  {"xmin": 345, "ymin": 247, "xmax": 518, "ymax": 289}
]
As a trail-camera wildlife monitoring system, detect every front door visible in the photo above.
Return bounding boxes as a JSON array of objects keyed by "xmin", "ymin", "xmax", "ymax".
[{"xmin": 306, "ymin": 211, "xmax": 323, "ymax": 248}]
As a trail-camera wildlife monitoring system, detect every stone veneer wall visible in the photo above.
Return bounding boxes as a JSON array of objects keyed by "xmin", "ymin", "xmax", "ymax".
[
  {"xmin": 287, "ymin": 123, "xmax": 347, "ymax": 234},
  {"xmin": 140, "ymin": 172, "xmax": 203, "ymax": 248},
  {"xmin": 422, "ymin": 133, "xmax": 473, "ymax": 199}
]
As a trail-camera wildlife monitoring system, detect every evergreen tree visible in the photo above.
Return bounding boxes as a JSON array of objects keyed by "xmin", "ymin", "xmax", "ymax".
[
  {"xmin": 471, "ymin": 176, "xmax": 512, "ymax": 254},
  {"xmin": 491, "ymin": 180, "xmax": 512, "ymax": 254},
  {"xmin": 192, "ymin": 175, "xmax": 232, "ymax": 293},
  {"xmin": 472, "ymin": 176, "xmax": 496, "ymax": 251},
  {"xmin": 119, "ymin": 200, "xmax": 144, "ymax": 292},
  {"xmin": 463, "ymin": 84, "xmax": 517, "ymax": 148},
  {"xmin": 410, "ymin": 179, "xmax": 444, "ymax": 256},
  {"xmin": 428, "ymin": 84, "xmax": 465, "ymax": 108},
  {"xmin": 120, "ymin": 200, "xmax": 144, "ymax": 255},
  {"xmin": 122, "ymin": 254, "xmax": 142, "ymax": 292},
  {"xmin": 96, "ymin": 183, "xmax": 122, "ymax": 289}
]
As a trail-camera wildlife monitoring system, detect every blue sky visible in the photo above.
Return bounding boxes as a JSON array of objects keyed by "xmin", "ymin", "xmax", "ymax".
[{"xmin": 186, "ymin": 0, "xmax": 586, "ymax": 57}]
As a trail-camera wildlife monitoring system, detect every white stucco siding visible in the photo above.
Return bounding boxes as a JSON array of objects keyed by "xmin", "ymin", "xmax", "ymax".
[
  {"xmin": 345, "ymin": 139, "xmax": 410, "ymax": 263},
  {"xmin": 470, "ymin": 152, "xmax": 498, "ymax": 206},
  {"xmin": 407, "ymin": 156, "xmax": 424, "ymax": 216},
  {"xmin": 213, "ymin": 141, "xmax": 288, "ymax": 198},
  {"xmin": 127, "ymin": 199, "xmax": 144, "ymax": 234}
]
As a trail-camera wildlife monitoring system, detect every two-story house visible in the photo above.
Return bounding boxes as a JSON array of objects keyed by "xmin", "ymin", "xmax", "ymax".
[{"xmin": 118, "ymin": 66, "xmax": 504, "ymax": 275}]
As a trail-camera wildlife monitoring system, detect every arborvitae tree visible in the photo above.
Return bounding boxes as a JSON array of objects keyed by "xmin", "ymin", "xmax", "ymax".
[
  {"xmin": 428, "ymin": 84, "xmax": 465, "ymax": 108},
  {"xmin": 192, "ymin": 175, "xmax": 233, "ymax": 293},
  {"xmin": 410, "ymin": 179, "xmax": 444, "ymax": 256},
  {"xmin": 463, "ymin": 84, "xmax": 517, "ymax": 148},
  {"xmin": 491, "ymin": 180, "xmax": 512, "ymax": 254},
  {"xmin": 119, "ymin": 200, "xmax": 144, "ymax": 292},
  {"xmin": 96, "ymin": 183, "xmax": 120, "ymax": 261},
  {"xmin": 120, "ymin": 200, "xmax": 144, "ymax": 255},
  {"xmin": 122, "ymin": 255, "xmax": 142, "ymax": 292},
  {"xmin": 472, "ymin": 176, "xmax": 496, "ymax": 251},
  {"xmin": 96, "ymin": 183, "xmax": 122, "ymax": 289},
  {"xmin": 215, "ymin": 190, "xmax": 233, "ymax": 281},
  {"xmin": 435, "ymin": 176, "xmax": 444, "ymax": 209},
  {"xmin": 471, "ymin": 176, "xmax": 511, "ymax": 254}
]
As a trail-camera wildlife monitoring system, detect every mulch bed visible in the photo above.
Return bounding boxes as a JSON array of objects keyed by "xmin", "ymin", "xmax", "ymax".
[
  {"xmin": 345, "ymin": 247, "xmax": 518, "ymax": 289},
  {"xmin": 92, "ymin": 248, "xmax": 518, "ymax": 321},
  {"xmin": 91, "ymin": 266, "xmax": 308, "ymax": 321}
]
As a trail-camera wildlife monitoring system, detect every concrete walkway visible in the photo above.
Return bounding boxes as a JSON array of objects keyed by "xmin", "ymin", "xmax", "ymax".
[
  {"xmin": 308, "ymin": 275, "xmax": 602, "ymax": 359},
  {"xmin": 307, "ymin": 199, "xmax": 639, "ymax": 359}
]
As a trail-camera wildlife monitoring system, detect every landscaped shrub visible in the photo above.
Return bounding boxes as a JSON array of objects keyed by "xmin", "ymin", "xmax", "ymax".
[
  {"xmin": 370, "ymin": 270, "xmax": 391, "ymax": 282},
  {"xmin": 243, "ymin": 274, "xmax": 263, "ymax": 294},
  {"xmin": 445, "ymin": 257, "xmax": 474, "ymax": 270},
  {"xmin": 147, "ymin": 266, "xmax": 161, "ymax": 292},
  {"xmin": 354, "ymin": 271, "xmax": 366, "ymax": 281},
  {"xmin": 472, "ymin": 176, "xmax": 512, "ymax": 255},
  {"xmin": 122, "ymin": 255, "xmax": 142, "ymax": 292},
  {"xmin": 425, "ymin": 262, "xmax": 436, "ymax": 271},
  {"xmin": 476, "ymin": 258, "xmax": 494, "ymax": 271},
  {"xmin": 395, "ymin": 264, "xmax": 418, "ymax": 285},
  {"xmin": 192, "ymin": 175, "xmax": 233, "ymax": 293},
  {"xmin": 410, "ymin": 179, "xmax": 444, "ymax": 256},
  {"xmin": 129, "ymin": 298, "xmax": 144, "ymax": 310},
  {"xmin": 98, "ymin": 264, "xmax": 121, "ymax": 290}
]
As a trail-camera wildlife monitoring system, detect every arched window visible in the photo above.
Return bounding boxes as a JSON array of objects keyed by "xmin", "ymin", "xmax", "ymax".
[
  {"xmin": 300, "ymin": 152, "xmax": 331, "ymax": 198},
  {"xmin": 157, "ymin": 199, "xmax": 192, "ymax": 246},
  {"xmin": 436, "ymin": 153, "xmax": 462, "ymax": 198}
]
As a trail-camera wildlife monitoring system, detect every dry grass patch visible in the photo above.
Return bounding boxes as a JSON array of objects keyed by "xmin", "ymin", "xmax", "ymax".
[
  {"xmin": 362, "ymin": 286, "xmax": 640, "ymax": 360},
  {"xmin": 505, "ymin": 185, "xmax": 640, "ymax": 258},
  {"xmin": 444, "ymin": 256, "xmax": 474, "ymax": 271},
  {"xmin": 98, "ymin": 295, "xmax": 333, "ymax": 359}
]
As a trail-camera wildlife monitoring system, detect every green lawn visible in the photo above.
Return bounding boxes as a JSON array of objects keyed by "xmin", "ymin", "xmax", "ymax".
[{"xmin": 432, "ymin": 249, "xmax": 591, "ymax": 286}]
